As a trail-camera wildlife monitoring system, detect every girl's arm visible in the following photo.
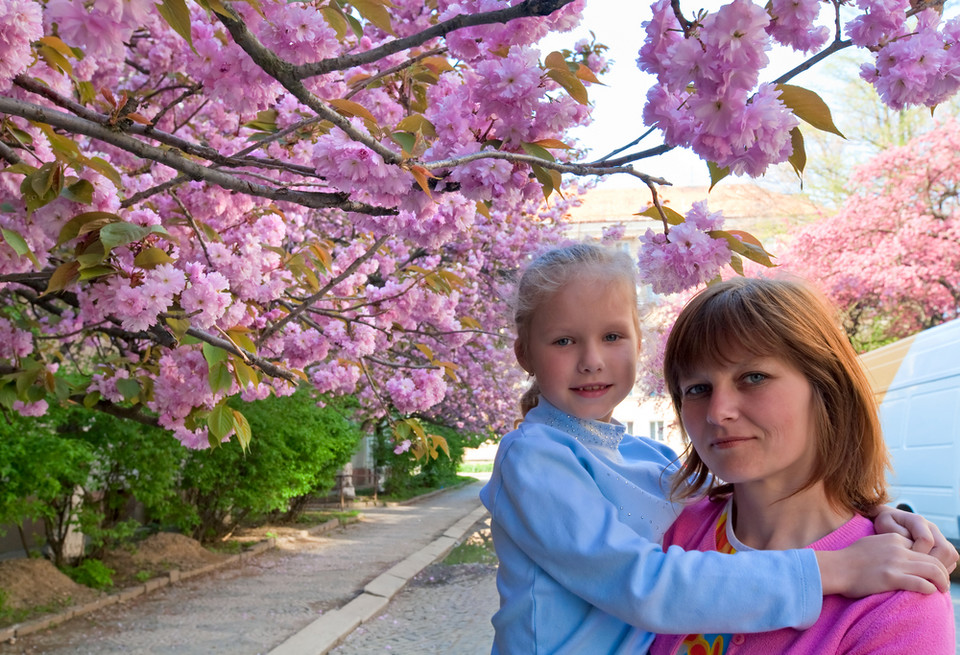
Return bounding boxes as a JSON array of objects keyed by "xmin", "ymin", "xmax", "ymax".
[
  {"xmin": 817, "ymin": 533, "xmax": 951, "ymax": 596},
  {"xmin": 871, "ymin": 505, "xmax": 959, "ymax": 573}
]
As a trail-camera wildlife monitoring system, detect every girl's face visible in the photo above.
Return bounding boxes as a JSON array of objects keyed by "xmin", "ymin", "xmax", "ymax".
[
  {"xmin": 516, "ymin": 276, "xmax": 640, "ymax": 423},
  {"xmin": 676, "ymin": 348, "xmax": 819, "ymax": 497}
]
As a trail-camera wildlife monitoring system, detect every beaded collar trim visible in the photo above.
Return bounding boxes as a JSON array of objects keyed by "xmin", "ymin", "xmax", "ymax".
[{"xmin": 529, "ymin": 398, "xmax": 625, "ymax": 451}]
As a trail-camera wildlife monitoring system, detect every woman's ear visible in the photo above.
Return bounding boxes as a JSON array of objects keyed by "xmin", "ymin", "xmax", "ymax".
[{"xmin": 514, "ymin": 339, "xmax": 530, "ymax": 373}]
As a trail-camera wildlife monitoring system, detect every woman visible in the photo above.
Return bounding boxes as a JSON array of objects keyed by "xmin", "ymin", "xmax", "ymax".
[{"xmin": 651, "ymin": 276, "xmax": 955, "ymax": 654}]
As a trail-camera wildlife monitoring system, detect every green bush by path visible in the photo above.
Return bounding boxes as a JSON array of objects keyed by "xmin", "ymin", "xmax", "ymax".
[
  {"xmin": 377, "ymin": 420, "xmax": 487, "ymax": 496},
  {"xmin": 180, "ymin": 389, "xmax": 363, "ymax": 542}
]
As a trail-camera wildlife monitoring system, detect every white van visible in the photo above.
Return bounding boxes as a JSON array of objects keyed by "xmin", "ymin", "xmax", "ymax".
[{"xmin": 859, "ymin": 318, "xmax": 960, "ymax": 547}]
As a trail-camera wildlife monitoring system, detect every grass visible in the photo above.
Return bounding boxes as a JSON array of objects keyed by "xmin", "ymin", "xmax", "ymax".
[
  {"xmin": 458, "ymin": 462, "xmax": 494, "ymax": 473},
  {"xmin": 443, "ymin": 528, "xmax": 497, "ymax": 565},
  {"xmin": 0, "ymin": 595, "xmax": 73, "ymax": 628},
  {"xmin": 295, "ymin": 510, "xmax": 360, "ymax": 525}
]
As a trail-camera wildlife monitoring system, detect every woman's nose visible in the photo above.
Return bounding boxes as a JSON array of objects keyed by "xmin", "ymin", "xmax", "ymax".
[{"xmin": 706, "ymin": 386, "xmax": 738, "ymax": 424}]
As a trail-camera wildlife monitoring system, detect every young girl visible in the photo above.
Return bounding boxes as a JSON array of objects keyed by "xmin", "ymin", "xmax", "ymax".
[
  {"xmin": 651, "ymin": 276, "xmax": 954, "ymax": 654},
  {"xmin": 479, "ymin": 244, "xmax": 953, "ymax": 655}
]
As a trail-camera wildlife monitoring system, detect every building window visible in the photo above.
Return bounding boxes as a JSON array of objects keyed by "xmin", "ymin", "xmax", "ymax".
[
  {"xmin": 625, "ymin": 421, "xmax": 634, "ymax": 434},
  {"xmin": 649, "ymin": 421, "xmax": 664, "ymax": 442}
]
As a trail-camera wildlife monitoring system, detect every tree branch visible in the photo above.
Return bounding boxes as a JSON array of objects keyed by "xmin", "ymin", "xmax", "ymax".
[
  {"xmin": 0, "ymin": 95, "xmax": 397, "ymax": 215},
  {"xmin": 214, "ymin": 7, "xmax": 404, "ymax": 166},
  {"xmin": 295, "ymin": 0, "xmax": 577, "ymax": 78},
  {"xmin": 421, "ymin": 149, "xmax": 672, "ymax": 186}
]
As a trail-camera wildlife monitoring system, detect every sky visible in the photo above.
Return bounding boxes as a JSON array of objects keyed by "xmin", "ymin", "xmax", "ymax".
[{"xmin": 538, "ymin": 0, "xmax": 860, "ymax": 189}]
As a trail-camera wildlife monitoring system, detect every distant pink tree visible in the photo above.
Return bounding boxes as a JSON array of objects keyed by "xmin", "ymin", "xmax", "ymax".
[{"xmin": 783, "ymin": 118, "xmax": 960, "ymax": 350}]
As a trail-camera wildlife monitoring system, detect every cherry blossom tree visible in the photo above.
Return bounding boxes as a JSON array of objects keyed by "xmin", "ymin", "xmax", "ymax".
[
  {"xmin": 783, "ymin": 118, "xmax": 960, "ymax": 351},
  {"xmin": 1, "ymin": 0, "xmax": 958, "ymax": 450}
]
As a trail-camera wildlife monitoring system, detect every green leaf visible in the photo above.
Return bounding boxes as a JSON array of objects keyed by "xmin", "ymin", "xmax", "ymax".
[
  {"xmin": 134, "ymin": 247, "xmax": 175, "ymax": 269},
  {"xmin": 529, "ymin": 163, "xmax": 554, "ymax": 200},
  {"xmin": 115, "ymin": 377, "xmax": 141, "ymax": 402},
  {"xmin": 30, "ymin": 162, "xmax": 62, "ymax": 197},
  {"xmin": 520, "ymin": 142, "xmax": 556, "ymax": 162},
  {"xmin": 635, "ymin": 205, "xmax": 685, "ymax": 226},
  {"xmin": 165, "ymin": 316, "xmax": 191, "ymax": 342},
  {"xmin": 157, "ymin": 0, "xmax": 195, "ymax": 48},
  {"xmin": 232, "ymin": 409, "xmax": 252, "ymax": 451},
  {"xmin": 85, "ymin": 157, "xmax": 122, "ymax": 187},
  {"xmin": 545, "ymin": 69, "xmax": 589, "ymax": 105},
  {"xmin": 391, "ymin": 131, "xmax": 416, "ymax": 154},
  {"xmin": 207, "ymin": 402, "xmax": 234, "ymax": 441},
  {"xmin": 44, "ymin": 261, "xmax": 80, "ymax": 295},
  {"xmin": 707, "ymin": 161, "xmax": 729, "ymax": 191},
  {"xmin": 83, "ymin": 391, "xmax": 101, "ymax": 408},
  {"xmin": 788, "ymin": 126, "xmax": 806, "ymax": 183},
  {"xmin": 208, "ymin": 361, "xmax": 233, "ymax": 394},
  {"xmin": 776, "ymin": 84, "xmax": 845, "ymax": 138},
  {"xmin": 1, "ymin": 228, "xmax": 40, "ymax": 269},
  {"xmin": 62, "ymin": 179, "xmax": 95, "ymax": 204},
  {"xmin": 58, "ymin": 211, "xmax": 121, "ymax": 245},
  {"xmin": 351, "ymin": 0, "xmax": 396, "ymax": 35},
  {"xmin": 232, "ymin": 357, "xmax": 260, "ymax": 388},
  {"xmin": 202, "ymin": 343, "xmax": 229, "ymax": 367},
  {"xmin": 321, "ymin": 5, "xmax": 350, "ymax": 39},
  {"xmin": 99, "ymin": 222, "xmax": 150, "ymax": 252},
  {"xmin": 226, "ymin": 329, "xmax": 257, "ymax": 354}
]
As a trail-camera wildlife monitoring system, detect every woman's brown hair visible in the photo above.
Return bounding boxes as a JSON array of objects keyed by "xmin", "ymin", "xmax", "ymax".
[{"xmin": 663, "ymin": 276, "xmax": 889, "ymax": 513}]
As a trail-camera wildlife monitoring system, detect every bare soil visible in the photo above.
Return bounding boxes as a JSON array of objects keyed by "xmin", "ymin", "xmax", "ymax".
[{"xmin": 0, "ymin": 532, "xmax": 233, "ymax": 626}]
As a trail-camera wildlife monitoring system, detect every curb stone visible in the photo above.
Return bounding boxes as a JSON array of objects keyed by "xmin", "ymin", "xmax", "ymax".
[{"xmin": 267, "ymin": 504, "xmax": 490, "ymax": 655}]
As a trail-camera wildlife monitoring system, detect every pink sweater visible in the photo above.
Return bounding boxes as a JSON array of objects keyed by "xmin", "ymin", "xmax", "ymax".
[{"xmin": 651, "ymin": 497, "xmax": 955, "ymax": 655}]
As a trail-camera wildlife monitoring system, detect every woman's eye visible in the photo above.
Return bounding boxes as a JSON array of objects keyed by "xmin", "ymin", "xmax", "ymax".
[{"xmin": 683, "ymin": 384, "xmax": 709, "ymax": 397}]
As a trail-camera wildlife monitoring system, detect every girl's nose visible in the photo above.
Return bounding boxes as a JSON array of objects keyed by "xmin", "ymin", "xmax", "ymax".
[{"xmin": 578, "ymin": 344, "xmax": 603, "ymax": 373}]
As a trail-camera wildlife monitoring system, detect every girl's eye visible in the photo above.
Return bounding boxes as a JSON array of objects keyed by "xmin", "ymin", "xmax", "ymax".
[
  {"xmin": 603, "ymin": 333, "xmax": 621, "ymax": 342},
  {"xmin": 744, "ymin": 372, "xmax": 767, "ymax": 384},
  {"xmin": 554, "ymin": 337, "xmax": 572, "ymax": 346}
]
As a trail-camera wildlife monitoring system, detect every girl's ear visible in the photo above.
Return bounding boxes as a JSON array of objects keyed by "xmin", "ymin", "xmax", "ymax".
[{"xmin": 514, "ymin": 339, "xmax": 531, "ymax": 373}]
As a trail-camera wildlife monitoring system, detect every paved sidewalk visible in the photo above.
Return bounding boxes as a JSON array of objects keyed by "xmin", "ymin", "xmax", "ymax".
[{"xmin": 0, "ymin": 477, "xmax": 489, "ymax": 655}]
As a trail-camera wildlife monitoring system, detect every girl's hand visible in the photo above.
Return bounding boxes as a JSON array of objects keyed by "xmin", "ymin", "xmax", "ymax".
[
  {"xmin": 872, "ymin": 505, "xmax": 959, "ymax": 572},
  {"xmin": 816, "ymin": 534, "xmax": 951, "ymax": 597}
]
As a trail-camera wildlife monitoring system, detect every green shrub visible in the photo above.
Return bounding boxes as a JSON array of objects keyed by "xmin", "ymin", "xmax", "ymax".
[
  {"xmin": 0, "ymin": 403, "xmax": 194, "ymax": 563},
  {"xmin": 180, "ymin": 389, "xmax": 362, "ymax": 542},
  {"xmin": 64, "ymin": 559, "xmax": 115, "ymax": 591},
  {"xmin": 0, "ymin": 412, "xmax": 96, "ymax": 566},
  {"xmin": 377, "ymin": 419, "xmax": 486, "ymax": 495}
]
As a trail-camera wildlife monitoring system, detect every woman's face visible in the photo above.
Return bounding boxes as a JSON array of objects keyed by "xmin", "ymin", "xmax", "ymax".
[{"xmin": 677, "ymin": 348, "xmax": 819, "ymax": 497}]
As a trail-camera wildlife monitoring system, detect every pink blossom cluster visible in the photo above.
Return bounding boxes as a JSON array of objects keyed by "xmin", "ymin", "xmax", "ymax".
[
  {"xmin": 0, "ymin": 317, "xmax": 33, "ymax": 359},
  {"xmin": 637, "ymin": 201, "xmax": 732, "ymax": 294},
  {"xmin": 44, "ymin": 0, "xmax": 153, "ymax": 61},
  {"xmin": 0, "ymin": 0, "xmax": 43, "ymax": 90},
  {"xmin": 639, "ymin": 0, "xmax": 799, "ymax": 177},
  {"xmin": 857, "ymin": 9, "xmax": 960, "ymax": 110}
]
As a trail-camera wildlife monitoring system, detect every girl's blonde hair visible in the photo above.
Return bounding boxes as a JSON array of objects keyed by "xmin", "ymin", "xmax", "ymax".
[
  {"xmin": 663, "ymin": 276, "xmax": 889, "ymax": 513},
  {"xmin": 513, "ymin": 243, "xmax": 640, "ymax": 416}
]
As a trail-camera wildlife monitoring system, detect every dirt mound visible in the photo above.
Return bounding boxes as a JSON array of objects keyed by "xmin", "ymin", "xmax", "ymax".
[
  {"xmin": 103, "ymin": 532, "xmax": 229, "ymax": 588},
  {"xmin": 0, "ymin": 558, "xmax": 98, "ymax": 611}
]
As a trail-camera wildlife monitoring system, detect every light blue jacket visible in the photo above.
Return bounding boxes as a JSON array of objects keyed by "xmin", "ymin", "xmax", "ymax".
[{"xmin": 479, "ymin": 399, "xmax": 821, "ymax": 655}]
